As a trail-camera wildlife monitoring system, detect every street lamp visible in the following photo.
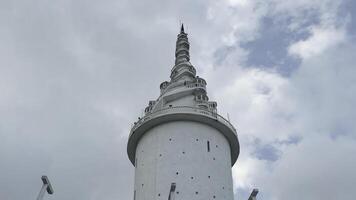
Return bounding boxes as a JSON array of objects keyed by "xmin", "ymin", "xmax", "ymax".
[
  {"xmin": 248, "ymin": 188, "xmax": 259, "ymax": 200},
  {"xmin": 36, "ymin": 176, "xmax": 54, "ymax": 200}
]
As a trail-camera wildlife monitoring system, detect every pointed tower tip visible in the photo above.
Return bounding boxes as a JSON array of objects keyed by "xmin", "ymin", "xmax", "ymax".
[{"xmin": 180, "ymin": 24, "xmax": 185, "ymax": 33}]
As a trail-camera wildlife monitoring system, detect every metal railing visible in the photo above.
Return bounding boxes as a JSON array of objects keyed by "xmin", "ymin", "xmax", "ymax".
[
  {"xmin": 159, "ymin": 81, "xmax": 206, "ymax": 97},
  {"xmin": 186, "ymin": 82, "xmax": 206, "ymax": 88},
  {"xmin": 131, "ymin": 106, "xmax": 236, "ymax": 136}
]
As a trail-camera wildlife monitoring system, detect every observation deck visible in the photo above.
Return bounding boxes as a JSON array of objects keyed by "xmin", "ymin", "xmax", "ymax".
[{"xmin": 127, "ymin": 106, "xmax": 240, "ymax": 166}]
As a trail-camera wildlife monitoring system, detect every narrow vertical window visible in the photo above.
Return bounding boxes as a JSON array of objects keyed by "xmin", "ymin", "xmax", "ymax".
[
  {"xmin": 207, "ymin": 141, "xmax": 210, "ymax": 152},
  {"xmin": 134, "ymin": 190, "xmax": 136, "ymax": 200}
]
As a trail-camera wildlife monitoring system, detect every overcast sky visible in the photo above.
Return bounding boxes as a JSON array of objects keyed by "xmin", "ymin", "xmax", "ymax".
[{"xmin": 1, "ymin": 0, "xmax": 356, "ymax": 200}]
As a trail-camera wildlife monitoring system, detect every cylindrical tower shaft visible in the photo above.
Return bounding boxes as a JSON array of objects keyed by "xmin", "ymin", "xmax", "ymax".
[{"xmin": 134, "ymin": 121, "xmax": 234, "ymax": 200}]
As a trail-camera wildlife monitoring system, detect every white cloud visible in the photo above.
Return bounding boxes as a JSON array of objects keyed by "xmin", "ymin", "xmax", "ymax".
[
  {"xmin": 289, "ymin": 26, "xmax": 346, "ymax": 59},
  {"xmin": 211, "ymin": 36, "xmax": 356, "ymax": 200},
  {"xmin": 193, "ymin": 1, "xmax": 355, "ymax": 199},
  {"xmin": 262, "ymin": 135, "xmax": 356, "ymax": 200},
  {"xmin": 214, "ymin": 68, "xmax": 294, "ymax": 141},
  {"xmin": 206, "ymin": 0, "xmax": 269, "ymax": 45}
]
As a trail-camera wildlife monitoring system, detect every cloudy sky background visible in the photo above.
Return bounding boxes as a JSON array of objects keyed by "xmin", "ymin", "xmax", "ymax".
[{"xmin": 1, "ymin": 0, "xmax": 356, "ymax": 199}]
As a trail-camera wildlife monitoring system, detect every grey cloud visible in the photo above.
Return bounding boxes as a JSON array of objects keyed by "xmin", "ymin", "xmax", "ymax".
[
  {"xmin": 0, "ymin": 0, "xmax": 218, "ymax": 200},
  {"xmin": 1, "ymin": 0, "xmax": 356, "ymax": 200},
  {"xmin": 240, "ymin": 16, "xmax": 304, "ymax": 76},
  {"xmin": 253, "ymin": 143, "xmax": 281, "ymax": 162},
  {"xmin": 276, "ymin": 136, "xmax": 302, "ymax": 145},
  {"xmin": 251, "ymin": 136, "xmax": 301, "ymax": 162}
]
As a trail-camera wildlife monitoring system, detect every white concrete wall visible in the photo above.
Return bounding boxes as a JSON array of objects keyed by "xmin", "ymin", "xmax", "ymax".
[
  {"xmin": 134, "ymin": 121, "xmax": 234, "ymax": 200},
  {"xmin": 165, "ymin": 95, "xmax": 195, "ymax": 108}
]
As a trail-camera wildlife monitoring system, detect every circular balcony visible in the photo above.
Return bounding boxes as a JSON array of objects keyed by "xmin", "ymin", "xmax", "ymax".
[
  {"xmin": 187, "ymin": 82, "xmax": 206, "ymax": 89},
  {"xmin": 127, "ymin": 106, "xmax": 240, "ymax": 166},
  {"xmin": 159, "ymin": 81, "xmax": 206, "ymax": 98}
]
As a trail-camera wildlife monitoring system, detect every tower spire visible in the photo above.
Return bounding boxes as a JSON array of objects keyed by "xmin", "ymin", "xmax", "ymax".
[
  {"xmin": 170, "ymin": 24, "xmax": 197, "ymax": 81},
  {"xmin": 175, "ymin": 24, "xmax": 190, "ymax": 65}
]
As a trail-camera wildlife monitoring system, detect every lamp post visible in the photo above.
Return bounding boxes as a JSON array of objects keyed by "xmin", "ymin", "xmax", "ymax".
[
  {"xmin": 248, "ymin": 189, "xmax": 259, "ymax": 200},
  {"xmin": 36, "ymin": 176, "xmax": 54, "ymax": 200},
  {"xmin": 168, "ymin": 183, "xmax": 176, "ymax": 200}
]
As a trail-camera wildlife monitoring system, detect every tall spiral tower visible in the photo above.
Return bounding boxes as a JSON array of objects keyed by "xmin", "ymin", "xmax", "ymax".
[{"xmin": 127, "ymin": 24, "xmax": 240, "ymax": 200}]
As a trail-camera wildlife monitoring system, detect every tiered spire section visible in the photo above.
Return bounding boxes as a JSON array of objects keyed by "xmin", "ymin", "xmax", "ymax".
[
  {"xmin": 141, "ymin": 24, "xmax": 216, "ymax": 115},
  {"xmin": 170, "ymin": 24, "xmax": 196, "ymax": 81},
  {"xmin": 175, "ymin": 24, "xmax": 190, "ymax": 65}
]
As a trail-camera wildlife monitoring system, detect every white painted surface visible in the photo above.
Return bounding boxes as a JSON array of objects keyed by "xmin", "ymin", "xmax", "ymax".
[{"xmin": 134, "ymin": 121, "xmax": 234, "ymax": 200}]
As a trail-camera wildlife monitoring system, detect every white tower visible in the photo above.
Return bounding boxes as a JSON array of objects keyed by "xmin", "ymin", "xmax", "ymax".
[{"xmin": 128, "ymin": 25, "xmax": 240, "ymax": 200}]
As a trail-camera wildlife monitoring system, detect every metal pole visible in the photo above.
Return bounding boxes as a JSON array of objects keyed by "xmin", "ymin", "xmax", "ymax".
[{"xmin": 36, "ymin": 184, "xmax": 48, "ymax": 200}]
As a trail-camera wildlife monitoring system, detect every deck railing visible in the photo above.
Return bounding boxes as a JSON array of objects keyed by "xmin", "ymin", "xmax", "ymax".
[{"xmin": 131, "ymin": 106, "xmax": 236, "ymax": 136}]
